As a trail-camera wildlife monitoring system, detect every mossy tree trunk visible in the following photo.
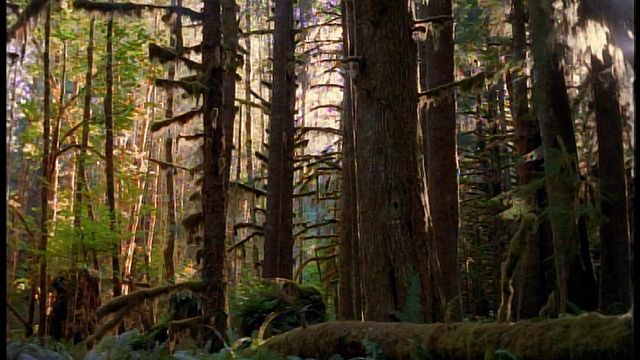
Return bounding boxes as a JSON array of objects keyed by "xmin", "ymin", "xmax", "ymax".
[{"xmin": 260, "ymin": 314, "xmax": 632, "ymax": 360}]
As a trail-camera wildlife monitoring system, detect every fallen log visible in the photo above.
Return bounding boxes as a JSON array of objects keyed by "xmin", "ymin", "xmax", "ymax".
[{"xmin": 257, "ymin": 312, "xmax": 632, "ymax": 359}]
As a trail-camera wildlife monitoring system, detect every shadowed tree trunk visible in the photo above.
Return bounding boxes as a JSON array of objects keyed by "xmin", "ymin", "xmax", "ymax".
[
  {"xmin": 164, "ymin": 136, "xmax": 177, "ymax": 284},
  {"xmin": 592, "ymin": 46, "xmax": 631, "ymax": 314},
  {"xmin": 104, "ymin": 0, "xmax": 123, "ymax": 312},
  {"xmin": 338, "ymin": 0, "xmax": 361, "ymax": 321},
  {"xmin": 162, "ymin": 0, "xmax": 182, "ymax": 285},
  {"xmin": 353, "ymin": 0, "xmax": 435, "ymax": 322},
  {"xmin": 528, "ymin": 0, "xmax": 597, "ymax": 314},
  {"xmin": 201, "ymin": 0, "xmax": 230, "ymax": 352},
  {"xmin": 417, "ymin": 0, "xmax": 461, "ymax": 323},
  {"xmin": 507, "ymin": 0, "xmax": 554, "ymax": 321},
  {"xmin": 263, "ymin": 0, "xmax": 296, "ymax": 279},
  {"xmin": 37, "ymin": 2, "xmax": 52, "ymax": 338},
  {"xmin": 221, "ymin": 0, "xmax": 239, "ymax": 187}
]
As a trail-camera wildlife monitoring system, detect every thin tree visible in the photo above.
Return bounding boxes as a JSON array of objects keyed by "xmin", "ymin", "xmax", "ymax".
[
  {"xmin": 36, "ymin": 2, "xmax": 52, "ymax": 338},
  {"xmin": 337, "ymin": 0, "xmax": 361, "ymax": 321},
  {"xmin": 162, "ymin": 0, "xmax": 183, "ymax": 286},
  {"xmin": 200, "ymin": 0, "xmax": 230, "ymax": 351},
  {"xmin": 71, "ymin": 16, "xmax": 95, "ymax": 340},
  {"xmin": 104, "ymin": 0, "xmax": 124, "ymax": 327},
  {"xmin": 263, "ymin": 0, "xmax": 296, "ymax": 279}
]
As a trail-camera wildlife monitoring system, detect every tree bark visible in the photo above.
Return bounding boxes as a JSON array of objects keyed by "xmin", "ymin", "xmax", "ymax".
[
  {"xmin": 263, "ymin": 0, "xmax": 296, "ymax": 279},
  {"xmin": 162, "ymin": 0, "xmax": 181, "ymax": 285},
  {"xmin": 201, "ymin": 0, "xmax": 230, "ymax": 352},
  {"xmin": 37, "ymin": 3, "xmax": 52, "ymax": 338},
  {"xmin": 417, "ymin": 0, "xmax": 461, "ymax": 322},
  {"xmin": 592, "ymin": 46, "xmax": 631, "ymax": 314},
  {"xmin": 529, "ymin": 0, "xmax": 597, "ymax": 314},
  {"xmin": 104, "ymin": 2, "xmax": 123, "ymax": 311},
  {"xmin": 337, "ymin": 0, "xmax": 361, "ymax": 322},
  {"xmin": 353, "ymin": 0, "xmax": 433, "ymax": 322}
]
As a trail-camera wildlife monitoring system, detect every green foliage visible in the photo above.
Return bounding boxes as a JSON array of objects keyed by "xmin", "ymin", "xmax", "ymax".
[
  {"xmin": 84, "ymin": 330, "xmax": 173, "ymax": 360},
  {"xmin": 229, "ymin": 279, "xmax": 326, "ymax": 339},
  {"xmin": 361, "ymin": 338, "xmax": 386, "ymax": 359}
]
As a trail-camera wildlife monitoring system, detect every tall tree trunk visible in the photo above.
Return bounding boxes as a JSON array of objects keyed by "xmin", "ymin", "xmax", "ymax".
[
  {"xmin": 221, "ymin": 0, "xmax": 239, "ymax": 186},
  {"xmin": 528, "ymin": 0, "xmax": 597, "ymax": 314},
  {"xmin": 74, "ymin": 17, "xmax": 94, "ymax": 267},
  {"xmin": 104, "ymin": 3, "xmax": 124, "ymax": 325},
  {"xmin": 26, "ymin": 166, "xmax": 43, "ymax": 338},
  {"xmin": 592, "ymin": 46, "xmax": 631, "ymax": 314},
  {"xmin": 243, "ymin": 0, "xmax": 260, "ymax": 278},
  {"xmin": 71, "ymin": 16, "xmax": 95, "ymax": 341},
  {"xmin": 338, "ymin": 0, "xmax": 361, "ymax": 321},
  {"xmin": 37, "ymin": 3, "xmax": 52, "ymax": 338},
  {"xmin": 243, "ymin": 1, "xmax": 253, "ymax": 184},
  {"xmin": 417, "ymin": 0, "xmax": 461, "ymax": 321},
  {"xmin": 263, "ymin": 0, "xmax": 296, "ymax": 279},
  {"xmin": 507, "ymin": 0, "xmax": 551, "ymax": 321},
  {"xmin": 353, "ymin": 0, "xmax": 434, "ymax": 322},
  {"xmin": 162, "ymin": 0, "xmax": 182, "ymax": 285},
  {"xmin": 164, "ymin": 136, "xmax": 177, "ymax": 284},
  {"xmin": 201, "ymin": 0, "xmax": 229, "ymax": 352}
]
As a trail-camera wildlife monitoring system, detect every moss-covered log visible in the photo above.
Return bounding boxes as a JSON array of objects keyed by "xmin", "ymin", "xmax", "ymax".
[{"xmin": 257, "ymin": 313, "xmax": 632, "ymax": 360}]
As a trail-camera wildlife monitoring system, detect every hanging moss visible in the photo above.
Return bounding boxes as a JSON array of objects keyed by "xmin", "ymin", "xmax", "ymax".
[
  {"xmin": 154, "ymin": 76, "xmax": 207, "ymax": 97},
  {"xmin": 150, "ymin": 109, "xmax": 202, "ymax": 133},
  {"xmin": 72, "ymin": 0, "xmax": 202, "ymax": 21},
  {"xmin": 149, "ymin": 43, "xmax": 179, "ymax": 63},
  {"xmin": 177, "ymin": 133, "xmax": 205, "ymax": 142},
  {"xmin": 181, "ymin": 212, "xmax": 203, "ymax": 234},
  {"xmin": 147, "ymin": 158, "xmax": 189, "ymax": 171},
  {"xmin": 148, "ymin": 43, "xmax": 204, "ymax": 71},
  {"xmin": 7, "ymin": 0, "xmax": 50, "ymax": 45},
  {"xmin": 254, "ymin": 312, "xmax": 632, "ymax": 360},
  {"xmin": 73, "ymin": 0, "xmax": 149, "ymax": 17}
]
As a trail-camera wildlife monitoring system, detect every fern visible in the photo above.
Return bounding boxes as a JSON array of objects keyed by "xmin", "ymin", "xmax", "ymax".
[{"xmin": 362, "ymin": 338, "xmax": 387, "ymax": 359}]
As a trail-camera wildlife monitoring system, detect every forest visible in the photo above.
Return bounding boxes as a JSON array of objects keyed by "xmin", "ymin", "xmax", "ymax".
[{"xmin": 4, "ymin": 0, "xmax": 635, "ymax": 359}]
